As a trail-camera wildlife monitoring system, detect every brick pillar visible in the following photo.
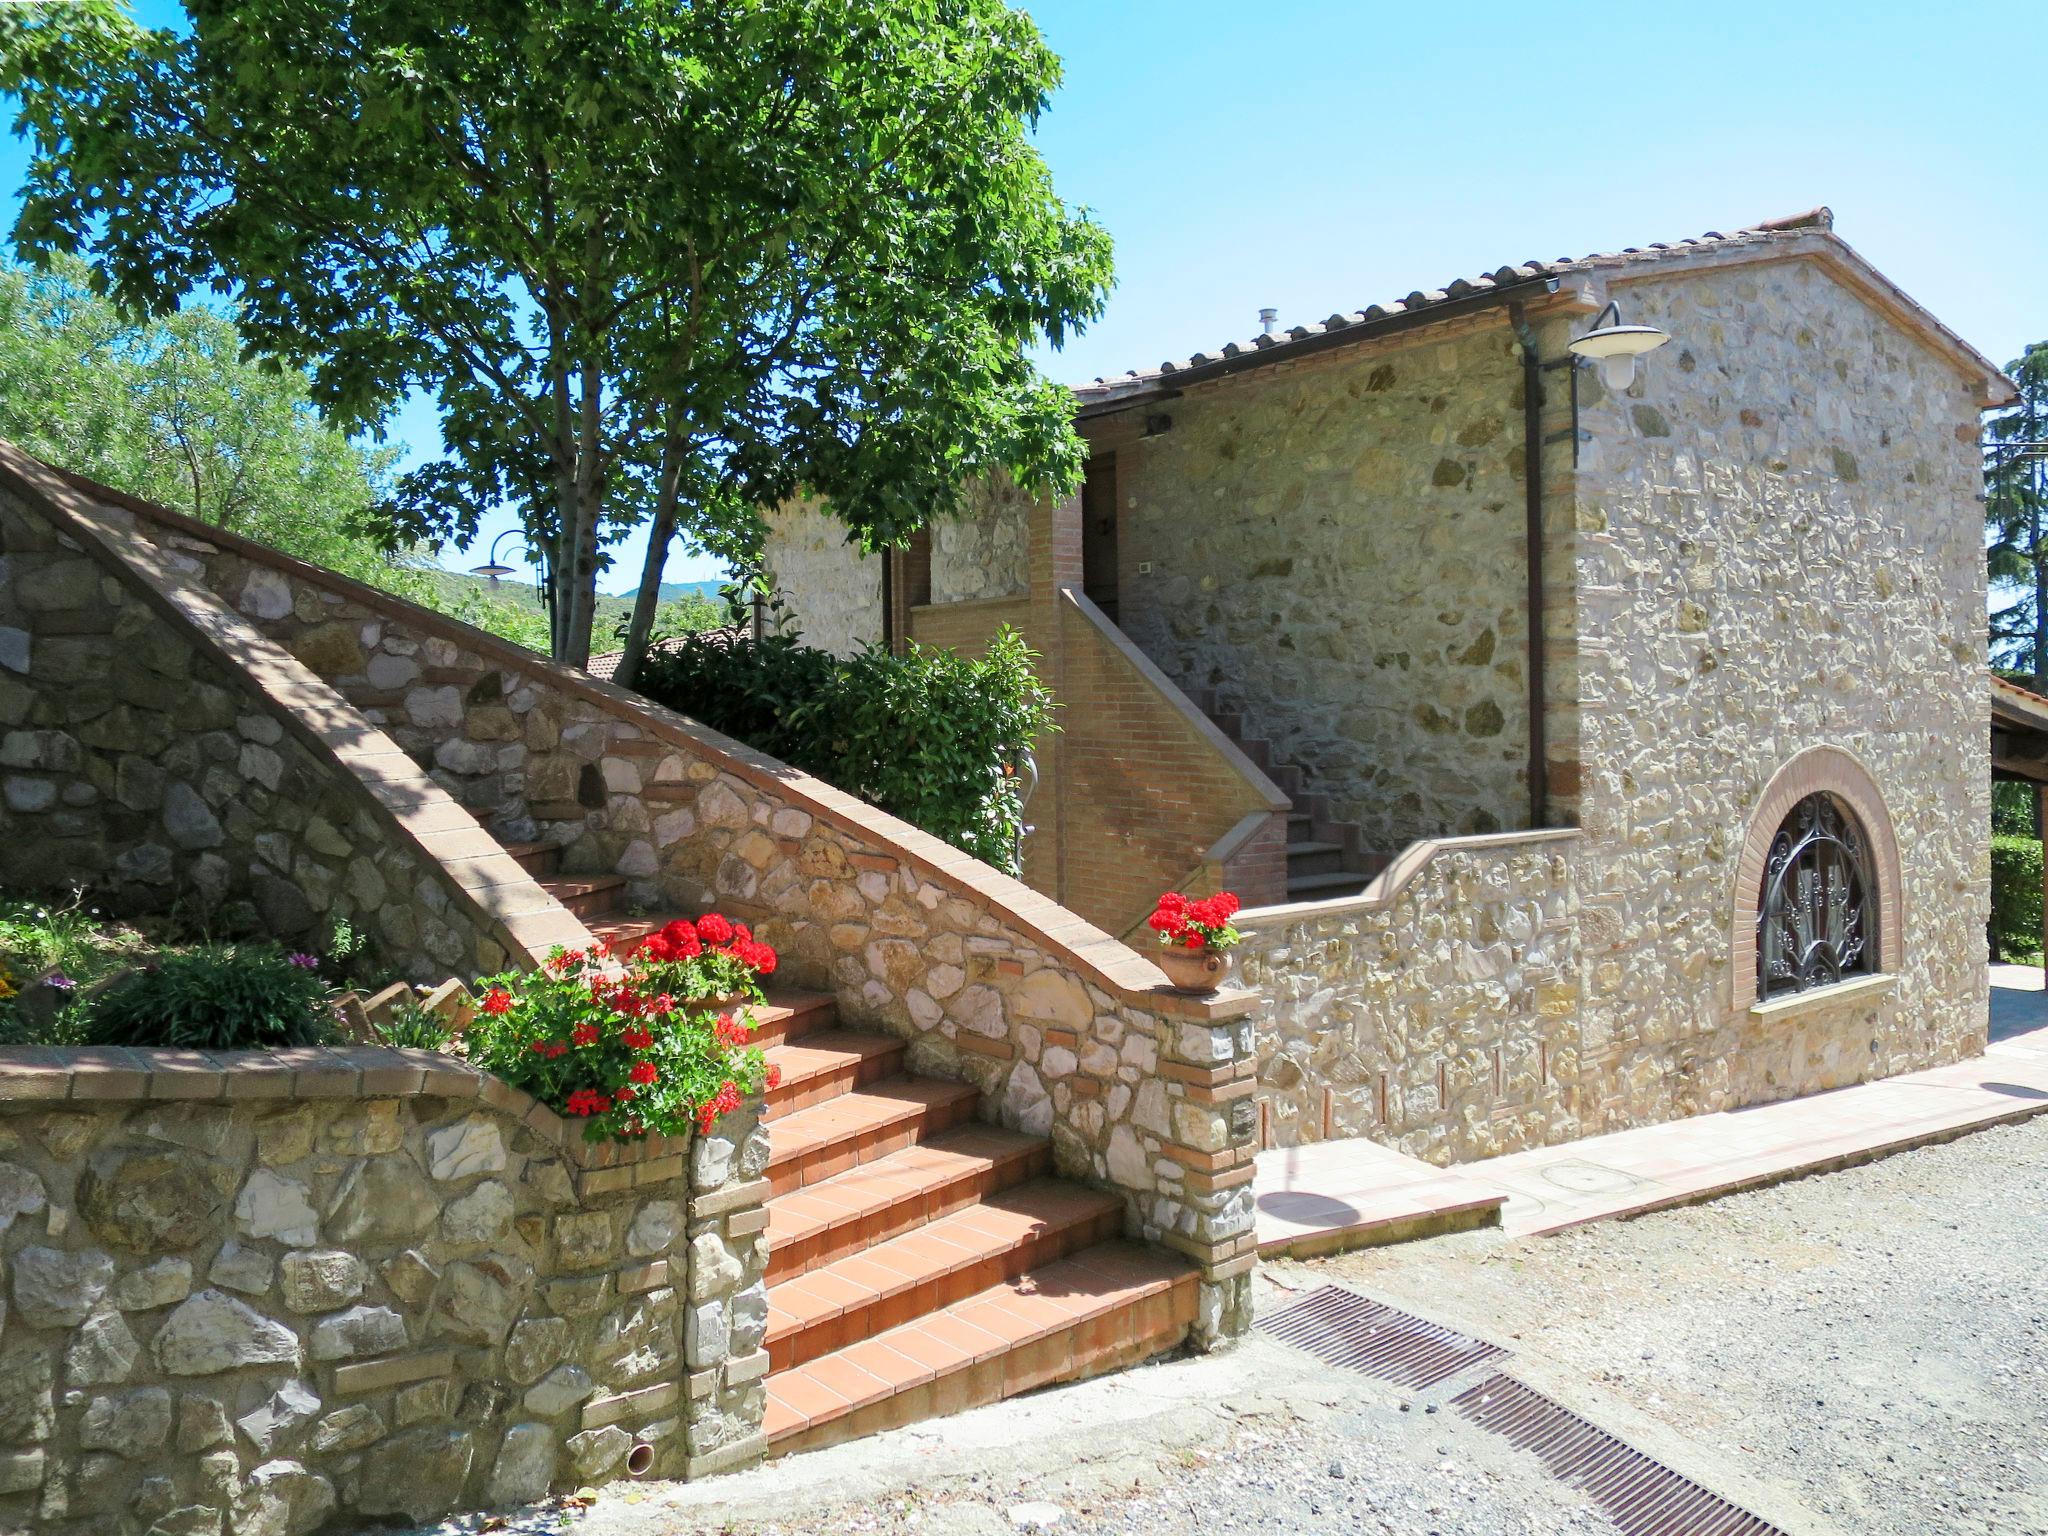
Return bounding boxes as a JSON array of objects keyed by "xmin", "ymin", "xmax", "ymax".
[{"xmin": 2038, "ymin": 785, "xmax": 2047, "ymax": 968}]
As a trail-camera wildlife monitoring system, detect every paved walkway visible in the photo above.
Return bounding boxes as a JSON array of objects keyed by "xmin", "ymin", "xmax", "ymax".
[{"xmin": 1256, "ymin": 965, "xmax": 2048, "ymax": 1250}]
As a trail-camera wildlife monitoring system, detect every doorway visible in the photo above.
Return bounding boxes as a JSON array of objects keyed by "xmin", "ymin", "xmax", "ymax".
[{"xmin": 1081, "ymin": 452, "xmax": 1118, "ymax": 622}]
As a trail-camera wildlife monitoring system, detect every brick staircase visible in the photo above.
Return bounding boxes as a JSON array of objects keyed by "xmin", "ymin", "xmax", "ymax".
[
  {"xmin": 1182, "ymin": 689, "xmax": 1388, "ymax": 903},
  {"xmin": 503, "ymin": 839, "xmax": 1203, "ymax": 1456}
]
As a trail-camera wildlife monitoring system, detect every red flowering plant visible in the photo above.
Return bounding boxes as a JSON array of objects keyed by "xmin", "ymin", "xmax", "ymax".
[
  {"xmin": 1145, "ymin": 890, "xmax": 1243, "ymax": 951},
  {"xmin": 625, "ymin": 913, "xmax": 778, "ymax": 1004},
  {"xmin": 464, "ymin": 917, "xmax": 780, "ymax": 1143}
]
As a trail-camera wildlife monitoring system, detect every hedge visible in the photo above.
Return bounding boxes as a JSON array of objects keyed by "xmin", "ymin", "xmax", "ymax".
[
  {"xmin": 634, "ymin": 626, "xmax": 1055, "ymax": 875},
  {"xmin": 1991, "ymin": 834, "xmax": 2043, "ymax": 961}
]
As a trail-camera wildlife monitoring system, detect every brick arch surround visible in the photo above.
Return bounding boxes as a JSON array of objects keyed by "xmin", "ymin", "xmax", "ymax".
[{"xmin": 1731, "ymin": 745, "xmax": 1905, "ymax": 1013}]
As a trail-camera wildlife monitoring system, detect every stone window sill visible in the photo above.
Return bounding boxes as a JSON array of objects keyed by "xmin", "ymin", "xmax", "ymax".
[{"xmin": 1748, "ymin": 972, "xmax": 1898, "ymax": 1021}]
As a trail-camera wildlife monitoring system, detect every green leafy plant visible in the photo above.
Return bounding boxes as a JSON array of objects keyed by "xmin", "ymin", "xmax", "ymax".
[
  {"xmin": 374, "ymin": 1000, "xmax": 457, "ymax": 1052},
  {"xmin": 1991, "ymin": 835, "xmax": 2044, "ymax": 962},
  {"xmin": 635, "ymin": 626, "xmax": 1054, "ymax": 873},
  {"xmin": 466, "ymin": 922, "xmax": 779, "ymax": 1144},
  {"xmin": 84, "ymin": 945, "xmax": 338, "ymax": 1051}
]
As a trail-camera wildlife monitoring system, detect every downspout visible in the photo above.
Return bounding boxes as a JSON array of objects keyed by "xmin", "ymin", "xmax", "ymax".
[
  {"xmin": 1509, "ymin": 303, "xmax": 1549, "ymax": 830},
  {"xmin": 880, "ymin": 546, "xmax": 896, "ymax": 655}
]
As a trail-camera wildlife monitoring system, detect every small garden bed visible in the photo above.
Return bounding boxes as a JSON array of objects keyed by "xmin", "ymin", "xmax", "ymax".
[{"xmin": 0, "ymin": 891, "xmax": 778, "ymax": 1144}]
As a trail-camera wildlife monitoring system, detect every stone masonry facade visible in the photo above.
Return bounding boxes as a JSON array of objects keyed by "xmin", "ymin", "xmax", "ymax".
[
  {"xmin": 0, "ymin": 1046, "xmax": 766, "ymax": 1531},
  {"xmin": 1112, "ymin": 322, "xmax": 1539, "ymax": 853},
  {"xmin": 1565, "ymin": 256, "xmax": 1990, "ymax": 1129}
]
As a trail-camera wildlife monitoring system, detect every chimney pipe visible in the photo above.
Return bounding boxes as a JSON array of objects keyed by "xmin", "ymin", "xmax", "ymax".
[{"xmin": 1258, "ymin": 307, "xmax": 1279, "ymax": 337}]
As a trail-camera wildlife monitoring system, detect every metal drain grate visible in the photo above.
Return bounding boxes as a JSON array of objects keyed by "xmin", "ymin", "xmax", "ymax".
[
  {"xmin": 1451, "ymin": 1374, "xmax": 1789, "ymax": 1536},
  {"xmin": 1258, "ymin": 1285, "xmax": 1507, "ymax": 1390}
]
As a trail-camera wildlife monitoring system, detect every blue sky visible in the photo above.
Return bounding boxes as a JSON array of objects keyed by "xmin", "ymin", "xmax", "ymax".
[{"xmin": 7, "ymin": 0, "xmax": 2043, "ymax": 590}]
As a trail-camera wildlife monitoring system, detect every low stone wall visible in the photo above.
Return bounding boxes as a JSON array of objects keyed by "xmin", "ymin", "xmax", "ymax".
[
  {"xmin": 15, "ymin": 455, "xmax": 1258, "ymax": 1345},
  {"xmin": 0, "ymin": 473, "xmax": 583, "ymax": 979},
  {"xmin": 0, "ymin": 1046, "xmax": 766, "ymax": 1532},
  {"xmin": 1239, "ymin": 830, "xmax": 1582, "ymax": 1162}
]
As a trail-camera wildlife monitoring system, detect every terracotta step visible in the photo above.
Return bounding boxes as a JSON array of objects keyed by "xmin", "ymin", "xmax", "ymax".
[
  {"xmin": 501, "ymin": 840, "xmax": 562, "ymax": 879},
  {"xmin": 747, "ymin": 991, "xmax": 838, "ymax": 1049},
  {"xmin": 765, "ymin": 1077, "xmax": 982, "ymax": 1198},
  {"xmin": 763, "ymin": 1242, "xmax": 1200, "ymax": 1456},
  {"xmin": 586, "ymin": 912, "xmax": 662, "ymax": 950},
  {"xmin": 763, "ymin": 1031, "xmax": 906, "ymax": 1120},
  {"xmin": 765, "ymin": 1126, "xmax": 1051, "ymax": 1285},
  {"xmin": 765, "ymin": 1181, "xmax": 1124, "ymax": 1372},
  {"xmin": 538, "ymin": 874, "xmax": 629, "ymax": 919}
]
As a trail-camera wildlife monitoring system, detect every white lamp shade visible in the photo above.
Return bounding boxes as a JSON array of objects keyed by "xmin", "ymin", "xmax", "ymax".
[{"xmin": 1567, "ymin": 322, "xmax": 1671, "ymax": 393}]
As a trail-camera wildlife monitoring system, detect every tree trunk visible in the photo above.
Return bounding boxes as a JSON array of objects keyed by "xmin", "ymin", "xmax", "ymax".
[{"xmin": 613, "ymin": 429, "xmax": 686, "ymax": 692}]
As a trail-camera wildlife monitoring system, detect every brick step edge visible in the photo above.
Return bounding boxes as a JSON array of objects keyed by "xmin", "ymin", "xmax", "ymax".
[
  {"xmin": 762, "ymin": 1032, "xmax": 907, "ymax": 1120},
  {"xmin": 763, "ymin": 1243, "xmax": 1199, "ymax": 1455},
  {"xmin": 764, "ymin": 1080, "xmax": 981, "ymax": 1197},
  {"xmin": 764, "ymin": 1182, "xmax": 1124, "ymax": 1372},
  {"xmin": 765, "ymin": 1129, "xmax": 1051, "ymax": 1286}
]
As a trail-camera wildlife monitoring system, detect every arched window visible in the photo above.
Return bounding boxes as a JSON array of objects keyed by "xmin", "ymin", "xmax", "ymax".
[{"xmin": 1756, "ymin": 792, "xmax": 1878, "ymax": 1000}]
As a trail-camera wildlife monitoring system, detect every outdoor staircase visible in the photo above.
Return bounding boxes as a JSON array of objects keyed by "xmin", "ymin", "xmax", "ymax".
[
  {"xmin": 1182, "ymin": 689, "xmax": 1389, "ymax": 903},
  {"xmin": 502, "ymin": 839, "xmax": 1203, "ymax": 1456}
]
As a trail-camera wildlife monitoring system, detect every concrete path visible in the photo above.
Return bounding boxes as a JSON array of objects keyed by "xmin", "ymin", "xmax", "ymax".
[{"xmin": 1255, "ymin": 965, "xmax": 2048, "ymax": 1248}]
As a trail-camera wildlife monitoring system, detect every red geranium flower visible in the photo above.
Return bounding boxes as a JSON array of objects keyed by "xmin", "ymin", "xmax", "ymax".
[
  {"xmin": 564, "ymin": 1088, "xmax": 610, "ymax": 1117},
  {"xmin": 620, "ymin": 1023, "xmax": 654, "ymax": 1051},
  {"xmin": 628, "ymin": 1059, "xmax": 659, "ymax": 1085},
  {"xmin": 696, "ymin": 912, "xmax": 734, "ymax": 945},
  {"xmin": 571, "ymin": 1023, "xmax": 600, "ymax": 1048},
  {"xmin": 481, "ymin": 987, "xmax": 514, "ymax": 1016}
]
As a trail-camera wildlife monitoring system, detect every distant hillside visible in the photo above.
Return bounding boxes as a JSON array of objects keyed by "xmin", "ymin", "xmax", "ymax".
[{"xmin": 412, "ymin": 565, "xmax": 729, "ymax": 653}]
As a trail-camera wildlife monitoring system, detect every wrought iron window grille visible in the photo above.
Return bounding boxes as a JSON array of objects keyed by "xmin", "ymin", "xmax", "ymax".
[{"xmin": 1757, "ymin": 792, "xmax": 1877, "ymax": 1000}]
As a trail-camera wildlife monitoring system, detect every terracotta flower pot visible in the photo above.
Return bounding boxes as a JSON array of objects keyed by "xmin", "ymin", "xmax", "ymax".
[{"xmin": 1156, "ymin": 945, "xmax": 1232, "ymax": 995}]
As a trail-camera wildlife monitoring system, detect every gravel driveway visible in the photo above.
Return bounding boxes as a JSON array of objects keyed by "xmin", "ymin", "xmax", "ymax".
[
  {"xmin": 421, "ymin": 1116, "xmax": 2048, "ymax": 1536},
  {"xmin": 1304, "ymin": 1115, "xmax": 2048, "ymax": 1536}
]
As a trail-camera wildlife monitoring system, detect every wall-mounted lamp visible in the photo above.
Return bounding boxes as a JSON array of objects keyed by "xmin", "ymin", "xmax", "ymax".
[
  {"xmin": 469, "ymin": 528, "xmax": 537, "ymax": 588},
  {"xmin": 1565, "ymin": 300, "xmax": 1672, "ymax": 392}
]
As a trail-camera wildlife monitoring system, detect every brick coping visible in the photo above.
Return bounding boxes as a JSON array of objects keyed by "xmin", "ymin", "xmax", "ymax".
[
  {"xmin": 1235, "ymin": 827, "xmax": 1582, "ymax": 928},
  {"xmin": 7, "ymin": 447, "xmax": 1252, "ymax": 1021},
  {"xmin": 0, "ymin": 1042, "xmax": 685, "ymax": 1171}
]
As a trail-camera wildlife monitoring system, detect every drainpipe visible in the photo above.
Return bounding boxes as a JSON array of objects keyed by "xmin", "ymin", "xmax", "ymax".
[{"xmin": 1509, "ymin": 303, "xmax": 1548, "ymax": 830}]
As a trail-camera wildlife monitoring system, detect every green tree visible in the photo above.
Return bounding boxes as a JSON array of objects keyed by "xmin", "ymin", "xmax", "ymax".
[
  {"xmin": 1987, "ymin": 342, "xmax": 2048, "ymax": 684},
  {"xmin": 3, "ymin": 0, "xmax": 1113, "ymax": 674},
  {"xmin": 0, "ymin": 253, "xmax": 417, "ymax": 589}
]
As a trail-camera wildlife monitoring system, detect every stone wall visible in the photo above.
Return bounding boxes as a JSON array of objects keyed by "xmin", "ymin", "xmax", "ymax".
[
  {"xmin": 1112, "ymin": 322, "xmax": 1540, "ymax": 851},
  {"xmin": 1567, "ymin": 256, "xmax": 1991, "ymax": 1127},
  {"xmin": 0, "ymin": 1047, "xmax": 767, "ymax": 1532},
  {"xmin": 930, "ymin": 474, "xmax": 1032, "ymax": 604},
  {"xmin": 759, "ymin": 500, "xmax": 881, "ymax": 659},
  {"xmin": 34, "ymin": 464, "xmax": 1258, "ymax": 1344},
  {"xmin": 1240, "ymin": 831, "xmax": 1581, "ymax": 1160},
  {"xmin": 0, "ymin": 479, "xmax": 581, "ymax": 981}
]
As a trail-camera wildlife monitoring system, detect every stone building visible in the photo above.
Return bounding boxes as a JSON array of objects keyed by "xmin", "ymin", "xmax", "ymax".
[{"xmin": 763, "ymin": 208, "xmax": 2014, "ymax": 1159}]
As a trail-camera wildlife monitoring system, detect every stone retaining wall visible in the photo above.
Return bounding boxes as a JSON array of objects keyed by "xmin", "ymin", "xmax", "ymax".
[
  {"xmin": 6, "ymin": 453, "xmax": 1258, "ymax": 1346},
  {"xmin": 1239, "ymin": 830, "xmax": 1582, "ymax": 1161},
  {"xmin": 0, "ymin": 1047, "xmax": 766, "ymax": 1533},
  {"xmin": 0, "ymin": 476, "xmax": 582, "ymax": 980}
]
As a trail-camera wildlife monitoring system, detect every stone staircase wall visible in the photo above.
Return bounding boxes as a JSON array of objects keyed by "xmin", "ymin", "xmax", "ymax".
[
  {"xmin": 1236, "ymin": 827, "xmax": 1584, "ymax": 1161},
  {"xmin": 0, "ymin": 1044, "xmax": 765, "ymax": 1526},
  {"xmin": 0, "ymin": 463, "xmax": 586, "ymax": 979},
  {"xmin": 6, "ymin": 449, "xmax": 1259, "ymax": 1346}
]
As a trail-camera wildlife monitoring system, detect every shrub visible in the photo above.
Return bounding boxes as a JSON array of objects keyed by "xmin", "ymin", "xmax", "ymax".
[
  {"xmin": 465, "ymin": 917, "xmax": 779, "ymax": 1143},
  {"xmin": 84, "ymin": 944, "xmax": 338, "ymax": 1050},
  {"xmin": 1994, "ymin": 780, "xmax": 2039, "ymax": 838},
  {"xmin": 1991, "ymin": 835, "xmax": 2044, "ymax": 962},
  {"xmin": 634, "ymin": 627, "xmax": 1054, "ymax": 874}
]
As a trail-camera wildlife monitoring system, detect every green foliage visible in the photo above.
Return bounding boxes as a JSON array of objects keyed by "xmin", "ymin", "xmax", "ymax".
[
  {"xmin": 635, "ymin": 627, "xmax": 1054, "ymax": 874},
  {"xmin": 1991, "ymin": 835, "xmax": 2044, "ymax": 962},
  {"xmin": 84, "ymin": 946, "xmax": 338, "ymax": 1051},
  {"xmin": 374, "ymin": 1001, "xmax": 456, "ymax": 1052},
  {"xmin": 1987, "ymin": 342, "xmax": 2048, "ymax": 674},
  {"xmin": 1994, "ymin": 780, "xmax": 2038, "ymax": 838},
  {"xmin": 2, "ymin": 0, "xmax": 1114, "ymax": 666}
]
